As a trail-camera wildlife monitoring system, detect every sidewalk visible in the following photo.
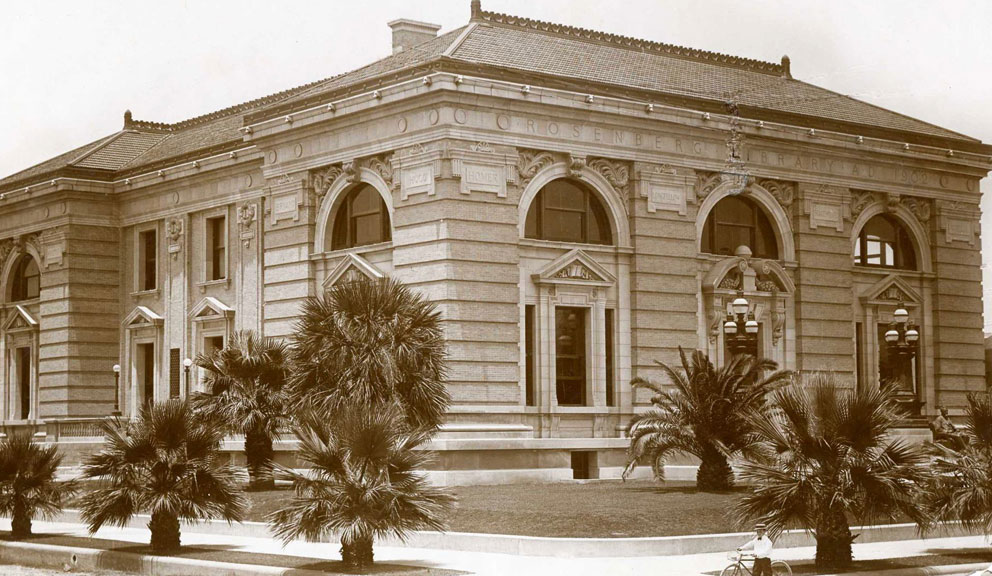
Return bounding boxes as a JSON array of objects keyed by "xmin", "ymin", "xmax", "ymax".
[{"xmin": 0, "ymin": 517, "xmax": 989, "ymax": 576}]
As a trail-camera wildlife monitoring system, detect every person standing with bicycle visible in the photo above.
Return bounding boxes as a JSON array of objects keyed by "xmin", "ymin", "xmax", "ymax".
[{"xmin": 737, "ymin": 523, "xmax": 774, "ymax": 576}]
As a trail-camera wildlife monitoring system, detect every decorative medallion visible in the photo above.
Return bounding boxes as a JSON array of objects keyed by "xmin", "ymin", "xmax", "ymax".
[
  {"xmin": 166, "ymin": 217, "xmax": 184, "ymax": 260},
  {"xmin": 470, "ymin": 142, "xmax": 494, "ymax": 153}
]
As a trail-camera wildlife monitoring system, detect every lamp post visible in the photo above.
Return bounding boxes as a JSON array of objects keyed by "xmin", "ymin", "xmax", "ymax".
[
  {"xmin": 724, "ymin": 290, "xmax": 759, "ymax": 355},
  {"xmin": 183, "ymin": 358, "xmax": 193, "ymax": 397},
  {"xmin": 112, "ymin": 364, "xmax": 121, "ymax": 415},
  {"xmin": 883, "ymin": 301, "xmax": 919, "ymax": 395}
]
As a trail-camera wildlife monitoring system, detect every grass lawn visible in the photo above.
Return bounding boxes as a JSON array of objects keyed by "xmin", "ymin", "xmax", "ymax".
[{"xmin": 244, "ymin": 479, "xmax": 751, "ymax": 538}]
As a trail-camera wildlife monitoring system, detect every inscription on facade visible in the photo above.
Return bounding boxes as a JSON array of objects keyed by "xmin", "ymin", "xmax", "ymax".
[{"xmin": 401, "ymin": 164, "xmax": 435, "ymax": 199}]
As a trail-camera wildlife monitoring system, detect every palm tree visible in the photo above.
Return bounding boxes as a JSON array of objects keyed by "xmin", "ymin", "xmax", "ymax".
[
  {"xmin": 0, "ymin": 432, "xmax": 76, "ymax": 539},
  {"xmin": 79, "ymin": 399, "xmax": 247, "ymax": 553},
  {"xmin": 922, "ymin": 392, "xmax": 992, "ymax": 535},
  {"xmin": 268, "ymin": 403, "xmax": 454, "ymax": 569},
  {"xmin": 623, "ymin": 348, "xmax": 792, "ymax": 491},
  {"xmin": 193, "ymin": 330, "xmax": 289, "ymax": 491},
  {"xmin": 734, "ymin": 374, "xmax": 928, "ymax": 572},
  {"xmin": 289, "ymin": 278, "xmax": 449, "ymax": 433}
]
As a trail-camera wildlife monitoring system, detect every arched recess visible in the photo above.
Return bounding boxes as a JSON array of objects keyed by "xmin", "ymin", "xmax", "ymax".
[
  {"xmin": 699, "ymin": 253, "xmax": 796, "ymax": 370},
  {"xmin": 696, "ymin": 181, "xmax": 795, "ymax": 262},
  {"xmin": 518, "ymin": 162, "xmax": 631, "ymax": 248},
  {"xmin": 313, "ymin": 167, "xmax": 395, "ymax": 253},
  {"xmin": 850, "ymin": 203, "xmax": 932, "ymax": 274},
  {"xmin": 1, "ymin": 244, "xmax": 43, "ymax": 304}
]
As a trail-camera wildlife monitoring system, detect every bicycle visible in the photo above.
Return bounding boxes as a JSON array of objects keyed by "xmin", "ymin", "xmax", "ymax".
[{"xmin": 720, "ymin": 551, "xmax": 792, "ymax": 576}]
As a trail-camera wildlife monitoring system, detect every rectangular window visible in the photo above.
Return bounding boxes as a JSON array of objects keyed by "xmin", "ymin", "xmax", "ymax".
[
  {"xmin": 605, "ymin": 309, "xmax": 615, "ymax": 407},
  {"xmin": 555, "ymin": 307, "xmax": 587, "ymax": 406},
  {"xmin": 525, "ymin": 305, "xmax": 535, "ymax": 406},
  {"xmin": 169, "ymin": 348, "xmax": 181, "ymax": 399},
  {"xmin": 138, "ymin": 229, "xmax": 157, "ymax": 291},
  {"xmin": 16, "ymin": 347, "xmax": 31, "ymax": 419},
  {"xmin": 206, "ymin": 215, "xmax": 226, "ymax": 281},
  {"xmin": 855, "ymin": 322, "xmax": 863, "ymax": 389},
  {"xmin": 137, "ymin": 342, "xmax": 155, "ymax": 410}
]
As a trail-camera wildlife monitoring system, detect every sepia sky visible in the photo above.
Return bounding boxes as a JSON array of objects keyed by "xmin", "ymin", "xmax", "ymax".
[{"xmin": 2, "ymin": 0, "xmax": 990, "ymax": 328}]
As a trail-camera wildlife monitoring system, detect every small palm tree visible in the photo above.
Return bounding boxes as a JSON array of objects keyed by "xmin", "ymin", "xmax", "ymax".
[
  {"xmin": 734, "ymin": 374, "xmax": 928, "ymax": 572},
  {"xmin": 923, "ymin": 392, "xmax": 992, "ymax": 535},
  {"xmin": 289, "ymin": 278, "xmax": 449, "ymax": 433},
  {"xmin": 268, "ymin": 403, "xmax": 454, "ymax": 569},
  {"xmin": 193, "ymin": 330, "xmax": 289, "ymax": 490},
  {"xmin": 79, "ymin": 399, "xmax": 247, "ymax": 553},
  {"xmin": 0, "ymin": 432, "xmax": 76, "ymax": 539},
  {"xmin": 624, "ymin": 348, "xmax": 792, "ymax": 491}
]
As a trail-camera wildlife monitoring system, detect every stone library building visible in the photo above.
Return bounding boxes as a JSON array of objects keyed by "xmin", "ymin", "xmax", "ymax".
[{"xmin": 0, "ymin": 2, "xmax": 988, "ymax": 483}]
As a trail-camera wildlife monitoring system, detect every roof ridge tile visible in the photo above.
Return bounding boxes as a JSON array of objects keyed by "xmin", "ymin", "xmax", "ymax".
[{"xmin": 475, "ymin": 9, "xmax": 785, "ymax": 76}]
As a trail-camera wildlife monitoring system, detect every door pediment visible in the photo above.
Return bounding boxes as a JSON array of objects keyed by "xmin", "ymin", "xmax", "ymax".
[
  {"xmin": 860, "ymin": 274, "xmax": 921, "ymax": 306},
  {"xmin": 532, "ymin": 249, "xmax": 615, "ymax": 286},
  {"xmin": 323, "ymin": 253, "xmax": 385, "ymax": 289}
]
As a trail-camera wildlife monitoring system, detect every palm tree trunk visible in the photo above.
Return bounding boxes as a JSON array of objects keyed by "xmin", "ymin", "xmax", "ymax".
[
  {"xmin": 697, "ymin": 445, "xmax": 734, "ymax": 491},
  {"xmin": 815, "ymin": 506, "xmax": 853, "ymax": 572},
  {"xmin": 148, "ymin": 510, "xmax": 181, "ymax": 553},
  {"xmin": 340, "ymin": 534, "xmax": 374, "ymax": 568},
  {"xmin": 244, "ymin": 427, "xmax": 274, "ymax": 491},
  {"xmin": 10, "ymin": 500, "xmax": 31, "ymax": 540}
]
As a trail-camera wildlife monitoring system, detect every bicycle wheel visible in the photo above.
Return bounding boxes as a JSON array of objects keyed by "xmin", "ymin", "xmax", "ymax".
[
  {"xmin": 771, "ymin": 560, "xmax": 792, "ymax": 576},
  {"xmin": 720, "ymin": 563, "xmax": 743, "ymax": 576}
]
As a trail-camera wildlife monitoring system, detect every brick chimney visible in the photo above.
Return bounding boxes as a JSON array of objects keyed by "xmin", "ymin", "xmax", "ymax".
[{"xmin": 388, "ymin": 19, "xmax": 441, "ymax": 54}]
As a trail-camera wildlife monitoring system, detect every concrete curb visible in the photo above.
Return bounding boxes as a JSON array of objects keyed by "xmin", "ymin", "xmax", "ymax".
[
  {"xmin": 50, "ymin": 510, "xmax": 963, "ymax": 558},
  {"xmin": 820, "ymin": 563, "xmax": 989, "ymax": 576},
  {"xmin": 0, "ymin": 538, "xmax": 337, "ymax": 576}
]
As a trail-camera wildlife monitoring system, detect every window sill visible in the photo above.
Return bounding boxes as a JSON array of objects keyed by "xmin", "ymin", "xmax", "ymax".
[
  {"xmin": 197, "ymin": 278, "xmax": 231, "ymax": 293},
  {"xmin": 519, "ymin": 238, "xmax": 633, "ymax": 254},
  {"xmin": 130, "ymin": 288, "xmax": 160, "ymax": 298},
  {"xmin": 312, "ymin": 241, "xmax": 394, "ymax": 260}
]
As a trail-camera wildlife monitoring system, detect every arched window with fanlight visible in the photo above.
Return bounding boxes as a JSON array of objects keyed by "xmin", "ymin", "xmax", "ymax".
[
  {"xmin": 701, "ymin": 196, "xmax": 778, "ymax": 259},
  {"xmin": 8, "ymin": 255, "xmax": 40, "ymax": 302},
  {"xmin": 327, "ymin": 184, "xmax": 391, "ymax": 251},
  {"xmin": 854, "ymin": 215, "xmax": 917, "ymax": 270},
  {"xmin": 524, "ymin": 179, "xmax": 612, "ymax": 245}
]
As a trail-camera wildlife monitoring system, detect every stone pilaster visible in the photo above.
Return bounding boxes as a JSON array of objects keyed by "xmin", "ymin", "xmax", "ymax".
[
  {"xmin": 262, "ymin": 173, "xmax": 313, "ymax": 339},
  {"xmin": 794, "ymin": 183, "xmax": 855, "ymax": 382}
]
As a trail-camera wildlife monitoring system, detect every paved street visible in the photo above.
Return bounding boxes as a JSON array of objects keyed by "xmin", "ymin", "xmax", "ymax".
[{"xmin": 2, "ymin": 517, "xmax": 990, "ymax": 576}]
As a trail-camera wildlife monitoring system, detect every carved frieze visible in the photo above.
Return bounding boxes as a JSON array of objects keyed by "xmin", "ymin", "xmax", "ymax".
[
  {"xmin": 588, "ymin": 157, "xmax": 631, "ymax": 210},
  {"xmin": 516, "ymin": 149, "xmax": 557, "ymax": 188},
  {"xmin": 450, "ymin": 143, "xmax": 514, "ymax": 198},
  {"xmin": 850, "ymin": 190, "xmax": 875, "ymax": 220},
  {"xmin": 634, "ymin": 163, "xmax": 689, "ymax": 215},
  {"xmin": 757, "ymin": 178, "xmax": 794, "ymax": 209},
  {"xmin": 900, "ymin": 195, "xmax": 931, "ymax": 225},
  {"xmin": 554, "ymin": 262, "xmax": 597, "ymax": 281},
  {"xmin": 695, "ymin": 170, "xmax": 721, "ymax": 200},
  {"xmin": 0, "ymin": 238, "xmax": 13, "ymax": 268},
  {"xmin": 310, "ymin": 154, "xmax": 391, "ymax": 205},
  {"xmin": 937, "ymin": 199, "xmax": 980, "ymax": 245}
]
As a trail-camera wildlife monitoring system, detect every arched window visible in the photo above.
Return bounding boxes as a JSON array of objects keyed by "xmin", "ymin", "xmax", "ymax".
[
  {"xmin": 328, "ymin": 184, "xmax": 391, "ymax": 251},
  {"xmin": 9, "ymin": 255, "xmax": 40, "ymax": 302},
  {"xmin": 854, "ymin": 215, "xmax": 916, "ymax": 270},
  {"xmin": 701, "ymin": 196, "xmax": 778, "ymax": 259},
  {"xmin": 524, "ymin": 179, "xmax": 612, "ymax": 245}
]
